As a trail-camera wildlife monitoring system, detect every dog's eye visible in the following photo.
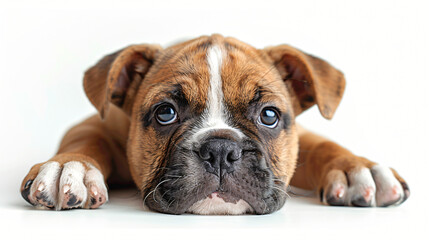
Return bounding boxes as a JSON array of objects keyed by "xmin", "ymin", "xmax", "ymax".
[
  {"xmin": 259, "ymin": 108, "xmax": 279, "ymax": 128},
  {"xmin": 155, "ymin": 105, "xmax": 178, "ymax": 125}
]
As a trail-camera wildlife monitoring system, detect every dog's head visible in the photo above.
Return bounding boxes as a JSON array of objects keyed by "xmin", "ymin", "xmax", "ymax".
[{"xmin": 83, "ymin": 35, "xmax": 345, "ymax": 214}]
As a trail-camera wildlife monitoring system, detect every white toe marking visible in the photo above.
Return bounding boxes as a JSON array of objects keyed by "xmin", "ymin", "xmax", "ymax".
[
  {"xmin": 190, "ymin": 45, "xmax": 244, "ymax": 143},
  {"xmin": 84, "ymin": 164, "xmax": 108, "ymax": 202},
  {"xmin": 346, "ymin": 168, "xmax": 376, "ymax": 206},
  {"xmin": 57, "ymin": 161, "xmax": 87, "ymax": 209},
  {"xmin": 30, "ymin": 161, "xmax": 61, "ymax": 205},
  {"xmin": 187, "ymin": 193, "xmax": 252, "ymax": 215},
  {"xmin": 28, "ymin": 160, "xmax": 107, "ymax": 209},
  {"xmin": 371, "ymin": 165, "xmax": 403, "ymax": 206}
]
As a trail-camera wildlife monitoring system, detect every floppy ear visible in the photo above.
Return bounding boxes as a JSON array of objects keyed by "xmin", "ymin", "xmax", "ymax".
[
  {"xmin": 84, "ymin": 44, "xmax": 162, "ymax": 118},
  {"xmin": 264, "ymin": 45, "xmax": 346, "ymax": 119}
]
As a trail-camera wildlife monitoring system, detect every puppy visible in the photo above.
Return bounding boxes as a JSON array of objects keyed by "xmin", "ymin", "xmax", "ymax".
[{"xmin": 20, "ymin": 34, "xmax": 409, "ymax": 214}]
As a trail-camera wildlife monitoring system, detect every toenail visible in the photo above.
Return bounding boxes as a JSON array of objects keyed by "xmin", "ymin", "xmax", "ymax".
[
  {"xmin": 37, "ymin": 183, "xmax": 45, "ymax": 192},
  {"xmin": 91, "ymin": 186, "xmax": 98, "ymax": 196},
  {"xmin": 21, "ymin": 182, "xmax": 33, "ymax": 205},
  {"xmin": 335, "ymin": 187, "xmax": 345, "ymax": 198},
  {"xmin": 24, "ymin": 180, "xmax": 33, "ymax": 189},
  {"xmin": 392, "ymin": 185, "xmax": 400, "ymax": 195},
  {"xmin": 63, "ymin": 185, "xmax": 71, "ymax": 194},
  {"xmin": 363, "ymin": 187, "xmax": 374, "ymax": 201}
]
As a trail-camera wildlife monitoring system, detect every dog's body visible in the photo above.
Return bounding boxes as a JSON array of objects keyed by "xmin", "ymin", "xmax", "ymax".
[{"xmin": 21, "ymin": 35, "xmax": 409, "ymax": 214}]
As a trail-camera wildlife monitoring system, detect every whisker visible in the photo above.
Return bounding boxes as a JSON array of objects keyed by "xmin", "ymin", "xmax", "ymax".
[
  {"xmin": 260, "ymin": 64, "xmax": 277, "ymax": 80},
  {"xmin": 152, "ymin": 179, "xmax": 172, "ymax": 203},
  {"xmin": 272, "ymin": 186, "xmax": 291, "ymax": 199},
  {"xmin": 287, "ymin": 186, "xmax": 316, "ymax": 198},
  {"xmin": 167, "ymin": 198, "xmax": 176, "ymax": 210},
  {"xmin": 171, "ymin": 176, "xmax": 184, "ymax": 184},
  {"xmin": 164, "ymin": 174, "xmax": 183, "ymax": 178},
  {"xmin": 143, "ymin": 179, "xmax": 171, "ymax": 205}
]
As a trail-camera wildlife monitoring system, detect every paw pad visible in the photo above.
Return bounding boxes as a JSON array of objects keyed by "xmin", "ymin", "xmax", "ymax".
[{"xmin": 61, "ymin": 185, "xmax": 83, "ymax": 209}]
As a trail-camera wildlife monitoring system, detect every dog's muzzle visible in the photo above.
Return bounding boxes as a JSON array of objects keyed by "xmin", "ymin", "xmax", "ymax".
[{"xmin": 143, "ymin": 129, "xmax": 287, "ymax": 215}]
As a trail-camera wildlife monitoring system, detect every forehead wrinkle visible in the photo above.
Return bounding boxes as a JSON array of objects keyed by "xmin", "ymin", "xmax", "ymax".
[
  {"xmin": 144, "ymin": 39, "xmax": 212, "ymax": 112},
  {"xmin": 224, "ymin": 38, "xmax": 269, "ymax": 66},
  {"xmin": 219, "ymin": 45, "xmax": 291, "ymax": 114},
  {"xmin": 173, "ymin": 41, "xmax": 212, "ymax": 109},
  {"xmin": 143, "ymin": 78, "xmax": 206, "ymax": 111},
  {"xmin": 256, "ymin": 85, "xmax": 290, "ymax": 112},
  {"xmin": 221, "ymin": 49, "xmax": 273, "ymax": 107}
]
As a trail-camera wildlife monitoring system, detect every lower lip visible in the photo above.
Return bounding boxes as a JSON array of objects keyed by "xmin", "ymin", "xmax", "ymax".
[{"xmin": 208, "ymin": 191, "xmax": 220, "ymax": 199}]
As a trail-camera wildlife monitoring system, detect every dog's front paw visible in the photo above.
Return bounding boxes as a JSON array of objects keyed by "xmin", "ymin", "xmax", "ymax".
[
  {"xmin": 21, "ymin": 157, "xmax": 108, "ymax": 210},
  {"xmin": 319, "ymin": 158, "xmax": 410, "ymax": 207}
]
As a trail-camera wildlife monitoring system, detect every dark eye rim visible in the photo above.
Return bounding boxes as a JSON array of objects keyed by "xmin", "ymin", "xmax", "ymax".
[
  {"xmin": 154, "ymin": 104, "xmax": 178, "ymax": 125},
  {"xmin": 258, "ymin": 107, "xmax": 280, "ymax": 128}
]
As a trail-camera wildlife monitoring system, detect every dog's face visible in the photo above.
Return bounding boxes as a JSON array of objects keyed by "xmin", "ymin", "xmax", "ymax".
[
  {"xmin": 83, "ymin": 35, "xmax": 345, "ymax": 214},
  {"xmin": 129, "ymin": 38, "xmax": 299, "ymax": 215}
]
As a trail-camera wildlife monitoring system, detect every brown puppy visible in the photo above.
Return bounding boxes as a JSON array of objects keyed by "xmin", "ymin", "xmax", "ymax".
[{"xmin": 20, "ymin": 34, "xmax": 409, "ymax": 214}]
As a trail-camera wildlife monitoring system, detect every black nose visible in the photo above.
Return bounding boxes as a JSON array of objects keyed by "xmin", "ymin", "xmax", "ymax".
[{"xmin": 198, "ymin": 138, "xmax": 241, "ymax": 175}]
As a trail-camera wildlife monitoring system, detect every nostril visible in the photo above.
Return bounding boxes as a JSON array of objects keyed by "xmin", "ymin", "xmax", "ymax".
[
  {"xmin": 202, "ymin": 160, "xmax": 216, "ymax": 174},
  {"xmin": 198, "ymin": 145, "xmax": 212, "ymax": 160},
  {"xmin": 199, "ymin": 151, "xmax": 211, "ymax": 161},
  {"xmin": 227, "ymin": 150, "xmax": 241, "ymax": 162}
]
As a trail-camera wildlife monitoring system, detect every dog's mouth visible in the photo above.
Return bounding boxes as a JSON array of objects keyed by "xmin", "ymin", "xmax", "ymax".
[
  {"xmin": 208, "ymin": 191, "xmax": 241, "ymax": 203},
  {"xmin": 186, "ymin": 191, "xmax": 253, "ymax": 215},
  {"xmin": 143, "ymin": 170, "xmax": 288, "ymax": 215}
]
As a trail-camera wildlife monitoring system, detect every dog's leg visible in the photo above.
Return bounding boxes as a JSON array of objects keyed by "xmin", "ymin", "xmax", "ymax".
[
  {"xmin": 20, "ymin": 115, "xmax": 126, "ymax": 210},
  {"xmin": 290, "ymin": 126, "xmax": 410, "ymax": 207}
]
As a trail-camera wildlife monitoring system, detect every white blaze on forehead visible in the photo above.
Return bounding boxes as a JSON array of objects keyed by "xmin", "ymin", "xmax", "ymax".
[
  {"xmin": 206, "ymin": 45, "xmax": 225, "ymax": 127},
  {"xmin": 191, "ymin": 45, "xmax": 244, "ymax": 141}
]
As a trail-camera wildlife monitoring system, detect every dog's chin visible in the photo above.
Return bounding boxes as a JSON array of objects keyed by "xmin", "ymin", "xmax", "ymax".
[{"xmin": 186, "ymin": 192, "xmax": 253, "ymax": 215}]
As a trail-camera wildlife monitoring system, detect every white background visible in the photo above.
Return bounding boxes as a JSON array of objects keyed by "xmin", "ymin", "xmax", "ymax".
[{"xmin": 0, "ymin": 0, "xmax": 428, "ymax": 239}]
